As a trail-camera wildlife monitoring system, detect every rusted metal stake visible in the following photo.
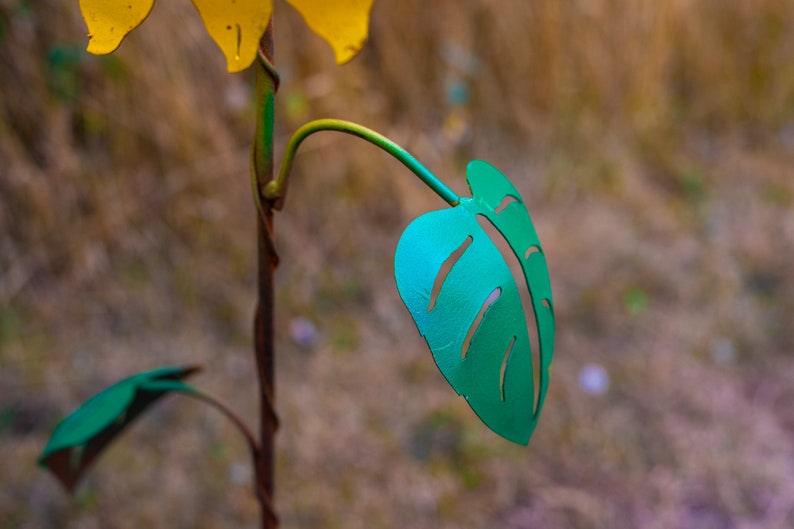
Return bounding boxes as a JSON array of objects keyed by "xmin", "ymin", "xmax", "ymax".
[{"xmin": 252, "ymin": 23, "xmax": 279, "ymax": 529}]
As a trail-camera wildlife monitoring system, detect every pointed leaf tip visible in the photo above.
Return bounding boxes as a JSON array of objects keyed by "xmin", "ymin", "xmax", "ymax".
[
  {"xmin": 190, "ymin": 0, "xmax": 273, "ymax": 72},
  {"xmin": 287, "ymin": 0, "xmax": 374, "ymax": 64},
  {"xmin": 79, "ymin": 0, "xmax": 155, "ymax": 55}
]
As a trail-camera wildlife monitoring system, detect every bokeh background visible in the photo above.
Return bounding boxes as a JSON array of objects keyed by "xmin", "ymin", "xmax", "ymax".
[{"xmin": 3, "ymin": 0, "xmax": 794, "ymax": 527}]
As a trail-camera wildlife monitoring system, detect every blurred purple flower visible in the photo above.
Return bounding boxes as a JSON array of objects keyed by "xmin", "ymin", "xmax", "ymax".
[
  {"xmin": 578, "ymin": 363, "xmax": 610, "ymax": 395},
  {"xmin": 289, "ymin": 316, "xmax": 318, "ymax": 348}
]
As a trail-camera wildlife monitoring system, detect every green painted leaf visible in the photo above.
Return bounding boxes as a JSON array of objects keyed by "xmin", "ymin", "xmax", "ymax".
[
  {"xmin": 39, "ymin": 365, "xmax": 200, "ymax": 492},
  {"xmin": 394, "ymin": 160, "xmax": 555, "ymax": 445}
]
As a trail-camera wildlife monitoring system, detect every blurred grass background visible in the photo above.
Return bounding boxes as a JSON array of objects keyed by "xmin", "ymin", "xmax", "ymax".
[{"xmin": 2, "ymin": 0, "xmax": 794, "ymax": 527}]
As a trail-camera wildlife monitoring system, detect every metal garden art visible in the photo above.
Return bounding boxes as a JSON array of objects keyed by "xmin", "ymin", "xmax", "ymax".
[{"xmin": 39, "ymin": 1, "xmax": 556, "ymax": 527}]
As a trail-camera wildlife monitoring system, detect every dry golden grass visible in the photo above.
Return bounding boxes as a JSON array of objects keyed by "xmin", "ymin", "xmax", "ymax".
[{"xmin": 2, "ymin": 0, "xmax": 794, "ymax": 527}]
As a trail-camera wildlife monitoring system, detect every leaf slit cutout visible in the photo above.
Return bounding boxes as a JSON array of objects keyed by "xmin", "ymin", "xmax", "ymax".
[
  {"xmin": 476, "ymin": 213, "xmax": 542, "ymax": 412},
  {"xmin": 428, "ymin": 236, "xmax": 473, "ymax": 312},
  {"xmin": 494, "ymin": 195, "xmax": 519, "ymax": 215},
  {"xmin": 525, "ymin": 245, "xmax": 542, "ymax": 260},
  {"xmin": 462, "ymin": 287, "xmax": 502, "ymax": 359},
  {"xmin": 500, "ymin": 336, "xmax": 517, "ymax": 401}
]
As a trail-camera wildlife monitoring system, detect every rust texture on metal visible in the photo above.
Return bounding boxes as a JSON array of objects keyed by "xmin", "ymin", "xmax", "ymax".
[{"xmin": 253, "ymin": 22, "xmax": 280, "ymax": 529}]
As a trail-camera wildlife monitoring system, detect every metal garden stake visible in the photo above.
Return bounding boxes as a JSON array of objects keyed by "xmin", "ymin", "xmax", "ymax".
[{"xmin": 39, "ymin": 3, "xmax": 556, "ymax": 528}]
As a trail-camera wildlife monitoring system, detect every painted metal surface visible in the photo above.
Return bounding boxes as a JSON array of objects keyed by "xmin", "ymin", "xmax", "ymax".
[
  {"xmin": 395, "ymin": 161, "xmax": 555, "ymax": 445},
  {"xmin": 265, "ymin": 118, "xmax": 460, "ymax": 210},
  {"xmin": 38, "ymin": 366, "xmax": 201, "ymax": 492},
  {"xmin": 40, "ymin": 4, "xmax": 560, "ymax": 527},
  {"xmin": 76, "ymin": 0, "xmax": 373, "ymax": 72}
]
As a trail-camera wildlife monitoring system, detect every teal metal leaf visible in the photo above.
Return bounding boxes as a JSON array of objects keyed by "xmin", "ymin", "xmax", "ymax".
[
  {"xmin": 39, "ymin": 365, "xmax": 200, "ymax": 492},
  {"xmin": 394, "ymin": 160, "xmax": 554, "ymax": 445}
]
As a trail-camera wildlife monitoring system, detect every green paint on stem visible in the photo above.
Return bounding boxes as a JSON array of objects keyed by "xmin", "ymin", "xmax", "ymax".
[
  {"xmin": 250, "ymin": 50, "xmax": 277, "ymax": 225},
  {"xmin": 265, "ymin": 119, "xmax": 460, "ymax": 210}
]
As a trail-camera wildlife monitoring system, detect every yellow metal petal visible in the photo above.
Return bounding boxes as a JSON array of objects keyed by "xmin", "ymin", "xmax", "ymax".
[
  {"xmin": 190, "ymin": 0, "xmax": 273, "ymax": 73},
  {"xmin": 79, "ymin": 0, "xmax": 155, "ymax": 55},
  {"xmin": 286, "ymin": 0, "xmax": 374, "ymax": 64}
]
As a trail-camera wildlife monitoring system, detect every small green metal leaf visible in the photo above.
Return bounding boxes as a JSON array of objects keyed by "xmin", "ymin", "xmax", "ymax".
[
  {"xmin": 38, "ymin": 365, "xmax": 200, "ymax": 492},
  {"xmin": 394, "ymin": 161, "xmax": 555, "ymax": 445}
]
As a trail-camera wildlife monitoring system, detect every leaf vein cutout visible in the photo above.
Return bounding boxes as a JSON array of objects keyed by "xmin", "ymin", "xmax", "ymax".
[
  {"xmin": 462, "ymin": 287, "xmax": 502, "ymax": 359},
  {"xmin": 393, "ymin": 160, "xmax": 555, "ymax": 445},
  {"xmin": 500, "ymin": 336, "xmax": 517, "ymax": 401},
  {"xmin": 525, "ymin": 245, "xmax": 542, "ymax": 260},
  {"xmin": 493, "ymin": 195, "xmax": 519, "ymax": 215},
  {"xmin": 428, "ymin": 235, "xmax": 473, "ymax": 312}
]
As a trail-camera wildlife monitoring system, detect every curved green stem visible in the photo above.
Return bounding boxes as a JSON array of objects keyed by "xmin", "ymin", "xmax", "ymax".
[{"xmin": 263, "ymin": 119, "xmax": 460, "ymax": 211}]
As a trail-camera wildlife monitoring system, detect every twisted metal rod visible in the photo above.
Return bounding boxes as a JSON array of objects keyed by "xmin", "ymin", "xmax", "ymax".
[{"xmin": 252, "ymin": 23, "xmax": 280, "ymax": 529}]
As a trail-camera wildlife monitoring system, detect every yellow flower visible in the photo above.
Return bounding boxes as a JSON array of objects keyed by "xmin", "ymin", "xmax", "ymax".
[{"xmin": 78, "ymin": 0, "xmax": 374, "ymax": 72}]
